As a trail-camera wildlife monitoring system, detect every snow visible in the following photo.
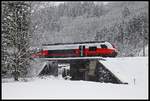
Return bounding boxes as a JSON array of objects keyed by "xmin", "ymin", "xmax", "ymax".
[
  {"xmin": 100, "ymin": 57, "xmax": 148, "ymax": 85},
  {"xmin": 2, "ymin": 57, "xmax": 148, "ymax": 99},
  {"xmin": 29, "ymin": 59, "xmax": 48, "ymax": 76}
]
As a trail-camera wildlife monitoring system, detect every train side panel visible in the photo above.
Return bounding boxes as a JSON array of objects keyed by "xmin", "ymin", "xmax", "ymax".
[{"xmin": 32, "ymin": 42, "xmax": 118, "ymax": 58}]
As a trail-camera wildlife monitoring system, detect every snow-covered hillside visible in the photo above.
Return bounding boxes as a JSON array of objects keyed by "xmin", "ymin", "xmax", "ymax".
[{"xmin": 2, "ymin": 57, "xmax": 148, "ymax": 99}]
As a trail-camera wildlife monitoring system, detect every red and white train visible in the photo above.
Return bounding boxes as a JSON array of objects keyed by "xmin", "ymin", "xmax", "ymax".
[{"xmin": 32, "ymin": 41, "xmax": 118, "ymax": 58}]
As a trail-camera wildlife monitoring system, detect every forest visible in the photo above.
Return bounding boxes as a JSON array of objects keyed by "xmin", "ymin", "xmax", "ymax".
[
  {"xmin": 1, "ymin": 1, "xmax": 148, "ymax": 79},
  {"xmin": 31, "ymin": 1, "xmax": 148, "ymax": 56}
]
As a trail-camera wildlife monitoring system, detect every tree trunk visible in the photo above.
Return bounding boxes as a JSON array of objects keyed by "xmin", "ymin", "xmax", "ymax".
[{"xmin": 12, "ymin": 69, "xmax": 20, "ymax": 81}]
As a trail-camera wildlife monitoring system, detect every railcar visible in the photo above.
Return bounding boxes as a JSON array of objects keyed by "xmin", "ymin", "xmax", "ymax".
[{"xmin": 32, "ymin": 41, "xmax": 118, "ymax": 58}]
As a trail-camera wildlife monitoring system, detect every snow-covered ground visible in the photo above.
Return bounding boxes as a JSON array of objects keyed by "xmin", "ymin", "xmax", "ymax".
[{"xmin": 2, "ymin": 57, "xmax": 148, "ymax": 99}]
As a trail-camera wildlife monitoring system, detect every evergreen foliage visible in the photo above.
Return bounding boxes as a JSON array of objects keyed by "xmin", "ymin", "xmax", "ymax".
[{"xmin": 2, "ymin": 1, "xmax": 32, "ymax": 80}]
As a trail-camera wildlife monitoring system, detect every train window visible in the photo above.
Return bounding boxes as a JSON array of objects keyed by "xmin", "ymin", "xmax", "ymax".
[
  {"xmin": 48, "ymin": 50, "xmax": 75, "ymax": 54},
  {"xmin": 89, "ymin": 46, "xmax": 97, "ymax": 51},
  {"xmin": 101, "ymin": 44, "xmax": 107, "ymax": 48}
]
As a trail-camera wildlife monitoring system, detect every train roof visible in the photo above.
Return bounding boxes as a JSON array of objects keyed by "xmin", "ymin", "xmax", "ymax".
[{"xmin": 42, "ymin": 41, "xmax": 106, "ymax": 46}]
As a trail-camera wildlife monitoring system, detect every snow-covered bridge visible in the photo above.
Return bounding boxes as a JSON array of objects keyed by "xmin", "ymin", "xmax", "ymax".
[
  {"xmin": 2, "ymin": 57, "xmax": 148, "ymax": 99},
  {"xmin": 31, "ymin": 56, "xmax": 147, "ymax": 84}
]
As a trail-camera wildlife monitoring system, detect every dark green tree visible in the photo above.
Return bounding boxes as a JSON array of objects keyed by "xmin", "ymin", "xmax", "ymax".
[{"xmin": 2, "ymin": 1, "xmax": 32, "ymax": 81}]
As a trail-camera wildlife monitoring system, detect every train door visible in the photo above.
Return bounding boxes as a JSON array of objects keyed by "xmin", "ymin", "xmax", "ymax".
[{"xmin": 79, "ymin": 45, "xmax": 85, "ymax": 57}]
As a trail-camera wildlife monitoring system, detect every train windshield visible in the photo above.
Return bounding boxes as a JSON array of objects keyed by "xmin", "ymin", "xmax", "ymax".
[{"xmin": 101, "ymin": 44, "xmax": 107, "ymax": 48}]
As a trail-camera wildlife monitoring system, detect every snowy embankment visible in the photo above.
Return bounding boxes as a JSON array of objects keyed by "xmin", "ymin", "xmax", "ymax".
[
  {"xmin": 100, "ymin": 57, "xmax": 148, "ymax": 85},
  {"xmin": 2, "ymin": 57, "xmax": 148, "ymax": 99}
]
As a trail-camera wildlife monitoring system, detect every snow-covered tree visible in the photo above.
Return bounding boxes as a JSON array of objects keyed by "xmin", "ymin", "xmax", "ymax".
[
  {"xmin": 1, "ymin": 1, "xmax": 32, "ymax": 80},
  {"xmin": 29, "ymin": 1, "xmax": 148, "ymax": 57}
]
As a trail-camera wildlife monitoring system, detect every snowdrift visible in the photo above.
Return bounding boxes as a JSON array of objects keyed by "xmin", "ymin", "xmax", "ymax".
[{"xmin": 2, "ymin": 57, "xmax": 148, "ymax": 99}]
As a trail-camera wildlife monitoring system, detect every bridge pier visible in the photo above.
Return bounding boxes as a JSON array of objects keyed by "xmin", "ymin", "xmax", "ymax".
[{"xmin": 38, "ymin": 59, "xmax": 125, "ymax": 84}]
